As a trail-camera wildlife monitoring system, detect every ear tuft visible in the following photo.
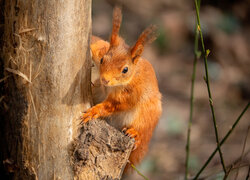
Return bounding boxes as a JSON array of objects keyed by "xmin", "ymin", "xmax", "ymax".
[
  {"xmin": 131, "ymin": 25, "xmax": 157, "ymax": 62},
  {"xmin": 110, "ymin": 6, "xmax": 122, "ymax": 47}
]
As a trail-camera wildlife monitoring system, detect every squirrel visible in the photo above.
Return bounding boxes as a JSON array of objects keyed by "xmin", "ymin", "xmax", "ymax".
[{"xmin": 83, "ymin": 6, "xmax": 162, "ymax": 173}]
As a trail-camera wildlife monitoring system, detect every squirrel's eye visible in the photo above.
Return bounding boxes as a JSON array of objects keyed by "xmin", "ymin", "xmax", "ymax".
[
  {"xmin": 100, "ymin": 58, "xmax": 103, "ymax": 64},
  {"xmin": 122, "ymin": 67, "xmax": 128, "ymax": 74}
]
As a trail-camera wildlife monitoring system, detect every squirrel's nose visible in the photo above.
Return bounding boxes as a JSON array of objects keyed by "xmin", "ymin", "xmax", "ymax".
[{"xmin": 101, "ymin": 77, "xmax": 109, "ymax": 85}]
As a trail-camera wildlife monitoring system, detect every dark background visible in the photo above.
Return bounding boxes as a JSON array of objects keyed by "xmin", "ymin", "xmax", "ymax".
[{"xmin": 92, "ymin": 0, "xmax": 250, "ymax": 179}]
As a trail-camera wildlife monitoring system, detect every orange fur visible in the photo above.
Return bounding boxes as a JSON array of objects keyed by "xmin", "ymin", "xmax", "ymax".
[
  {"xmin": 131, "ymin": 25, "xmax": 157, "ymax": 63},
  {"xmin": 110, "ymin": 6, "xmax": 122, "ymax": 47},
  {"xmin": 83, "ymin": 6, "xmax": 162, "ymax": 174}
]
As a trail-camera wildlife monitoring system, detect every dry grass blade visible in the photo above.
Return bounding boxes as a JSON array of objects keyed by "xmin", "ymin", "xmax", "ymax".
[
  {"xmin": 5, "ymin": 67, "xmax": 31, "ymax": 83},
  {"xmin": 19, "ymin": 28, "xmax": 37, "ymax": 34},
  {"xmin": 0, "ymin": 75, "xmax": 10, "ymax": 83},
  {"xmin": 29, "ymin": 90, "xmax": 38, "ymax": 121},
  {"xmin": 0, "ymin": 96, "xmax": 4, "ymax": 103}
]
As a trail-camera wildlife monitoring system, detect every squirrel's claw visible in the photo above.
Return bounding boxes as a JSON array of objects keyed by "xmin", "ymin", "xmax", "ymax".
[
  {"xmin": 123, "ymin": 128, "xmax": 140, "ymax": 151},
  {"xmin": 133, "ymin": 140, "xmax": 141, "ymax": 151},
  {"xmin": 125, "ymin": 128, "xmax": 138, "ymax": 138},
  {"xmin": 81, "ymin": 107, "xmax": 100, "ymax": 124},
  {"xmin": 122, "ymin": 127, "xmax": 128, "ymax": 133},
  {"xmin": 81, "ymin": 115, "xmax": 92, "ymax": 123}
]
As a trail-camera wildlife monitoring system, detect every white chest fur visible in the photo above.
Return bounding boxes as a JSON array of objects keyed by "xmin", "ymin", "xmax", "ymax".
[
  {"xmin": 105, "ymin": 109, "xmax": 136, "ymax": 130},
  {"xmin": 91, "ymin": 65, "xmax": 137, "ymax": 130}
]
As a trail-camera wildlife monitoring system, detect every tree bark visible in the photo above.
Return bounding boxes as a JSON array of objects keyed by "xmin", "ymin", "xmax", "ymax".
[
  {"xmin": 73, "ymin": 120, "xmax": 134, "ymax": 180},
  {"xmin": 1, "ymin": 0, "xmax": 91, "ymax": 179}
]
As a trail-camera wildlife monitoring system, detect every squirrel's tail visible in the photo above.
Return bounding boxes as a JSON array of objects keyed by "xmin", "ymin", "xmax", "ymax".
[{"xmin": 123, "ymin": 135, "xmax": 149, "ymax": 174}]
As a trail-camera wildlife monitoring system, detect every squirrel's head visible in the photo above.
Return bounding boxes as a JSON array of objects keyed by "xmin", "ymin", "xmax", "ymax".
[{"xmin": 99, "ymin": 6, "xmax": 157, "ymax": 87}]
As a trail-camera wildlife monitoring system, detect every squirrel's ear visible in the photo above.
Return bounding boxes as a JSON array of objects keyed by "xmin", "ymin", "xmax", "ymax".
[
  {"xmin": 91, "ymin": 40, "xmax": 110, "ymax": 65},
  {"xmin": 131, "ymin": 25, "xmax": 157, "ymax": 64},
  {"xmin": 110, "ymin": 6, "xmax": 122, "ymax": 47}
]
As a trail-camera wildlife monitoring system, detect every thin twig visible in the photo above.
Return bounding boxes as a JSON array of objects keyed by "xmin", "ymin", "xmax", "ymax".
[
  {"xmin": 235, "ymin": 126, "xmax": 250, "ymax": 180},
  {"xmin": 224, "ymin": 165, "xmax": 233, "ymax": 180},
  {"xmin": 193, "ymin": 102, "xmax": 250, "ymax": 179},
  {"xmin": 231, "ymin": 149, "xmax": 250, "ymax": 166},
  {"xmin": 230, "ymin": 163, "xmax": 250, "ymax": 172},
  {"xmin": 208, "ymin": 164, "xmax": 250, "ymax": 180},
  {"xmin": 194, "ymin": 0, "xmax": 227, "ymax": 175},
  {"xmin": 129, "ymin": 162, "xmax": 149, "ymax": 180},
  {"xmin": 184, "ymin": 0, "xmax": 201, "ymax": 179},
  {"xmin": 193, "ymin": 149, "xmax": 250, "ymax": 180},
  {"xmin": 246, "ymin": 165, "xmax": 250, "ymax": 180}
]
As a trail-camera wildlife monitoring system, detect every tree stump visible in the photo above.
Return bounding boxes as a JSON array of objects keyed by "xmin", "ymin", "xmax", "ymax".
[{"xmin": 73, "ymin": 119, "xmax": 134, "ymax": 180}]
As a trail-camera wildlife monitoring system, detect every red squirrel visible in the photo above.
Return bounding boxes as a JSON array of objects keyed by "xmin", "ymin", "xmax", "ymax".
[{"xmin": 83, "ymin": 6, "xmax": 162, "ymax": 172}]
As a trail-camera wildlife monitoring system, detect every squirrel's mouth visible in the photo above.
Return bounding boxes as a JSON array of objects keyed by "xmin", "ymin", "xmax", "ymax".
[
  {"xmin": 101, "ymin": 77, "xmax": 110, "ymax": 85},
  {"xmin": 101, "ymin": 82, "xmax": 119, "ymax": 87},
  {"xmin": 100, "ymin": 77, "xmax": 118, "ymax": 87},
  {"xmin": 101, "ymin": 81, "xmax": 124, "ymax": 87},
  {"xmin": 100, "ymin": 76, "xmax": 129, "ymax": 87}
]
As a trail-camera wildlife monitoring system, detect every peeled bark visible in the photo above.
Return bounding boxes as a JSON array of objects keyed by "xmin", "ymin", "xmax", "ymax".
[{"xmin": 1, "ymin": 0, "xmax": 92, "ymax": 179}]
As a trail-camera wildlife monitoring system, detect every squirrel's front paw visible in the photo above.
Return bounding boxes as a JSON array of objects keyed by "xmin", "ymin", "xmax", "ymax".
[
  {"xmin": 123, "ymin": 127, "xmax": 140, "ymax": 150},
  {"xmin": 81, "ymin": 106, "xmax": 100, "ymax": 123}
]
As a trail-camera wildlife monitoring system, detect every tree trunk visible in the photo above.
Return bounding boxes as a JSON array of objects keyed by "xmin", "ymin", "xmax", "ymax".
[{"xmin": 1, "ymin": 0, "xmax": 92, "ymax": 179}]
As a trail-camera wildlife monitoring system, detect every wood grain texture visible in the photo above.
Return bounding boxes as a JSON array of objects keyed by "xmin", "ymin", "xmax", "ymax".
[
  {"xmin": 73, "ymin": 119, "xmax": 134, "ymax": 180},
  {"xmin": 1, "ymin": 0, "xmax": 91, "ymax": 179}
]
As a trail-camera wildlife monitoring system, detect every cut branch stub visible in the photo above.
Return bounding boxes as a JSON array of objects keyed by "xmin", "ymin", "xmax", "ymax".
[{"xmin": 73, "ymin": 119, "xmax": 134, "ymax": 180}]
